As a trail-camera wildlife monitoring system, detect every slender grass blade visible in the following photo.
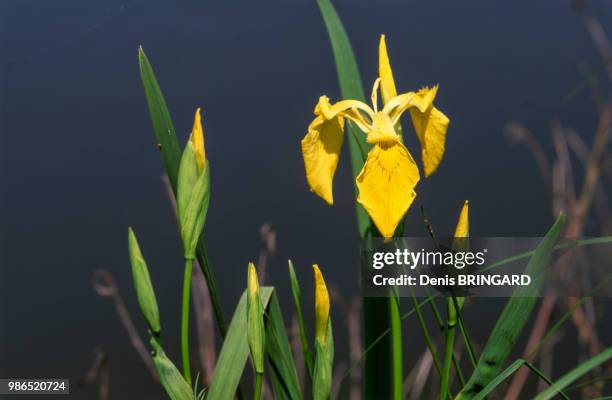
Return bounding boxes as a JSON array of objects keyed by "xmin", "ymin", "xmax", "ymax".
[
  {"xmin": 533, "ymin": 347, "xmax": 612, "ymax": 400},
  {"xmin": 288, "ymin": 260, "xmax": 314, "ymax": 378},
  {"xmin": 458, "ymin": 215, "xmax": 564, "ymax": 399}
]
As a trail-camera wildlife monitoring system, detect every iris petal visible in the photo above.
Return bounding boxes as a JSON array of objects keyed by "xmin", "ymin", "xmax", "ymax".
[
  {"xmin": 378, "ymin": 34, "xmax": 397, "ymax": 105},
  {"xmin": 409, "ymin": 87, "xmax": 450, "ymax": 177},
  {"xmin": 356, "ymin": 142, "xmax": 420, "ymax": 238},
  {"xmin": 301, "ymin": 115, "xmax": 345, "ymax": 205}
]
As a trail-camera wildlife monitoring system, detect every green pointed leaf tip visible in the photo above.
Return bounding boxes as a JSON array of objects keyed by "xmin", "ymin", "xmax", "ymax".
[
  {"xmin": 127, "ymin": 228, "xmax": 161, "ymax": 334},
  {"xmin": 150, "ymin": 338, "xmax": 194, "ymax": 400},
  {"xmin": 264, "ymin": 291, "xmax": 303, "ymax": 400},
  {"xmin": 459, "ymin": 215, "xmax": 565, "ymax": 399},
  {"xmin": 247, "ymin": 263, "xmax": 266, "ymax": 374},
  {"xmin": 177, "ymin": 142, "xmax": 211, "ymax": 259},
  {"xmin": 138, "ymin": 46, "xmax": 181, "ymax": 190}
]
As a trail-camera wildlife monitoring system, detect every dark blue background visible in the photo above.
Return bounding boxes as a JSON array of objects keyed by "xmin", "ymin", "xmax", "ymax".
[{"xmin": 1, "ymin": 0, "xmax": 610, "ymax": 398}]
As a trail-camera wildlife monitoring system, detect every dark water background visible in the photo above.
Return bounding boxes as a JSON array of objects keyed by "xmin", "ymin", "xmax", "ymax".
[{"xmin": 1, "ymin": 0, "xmax": 611, "ymax": 398}]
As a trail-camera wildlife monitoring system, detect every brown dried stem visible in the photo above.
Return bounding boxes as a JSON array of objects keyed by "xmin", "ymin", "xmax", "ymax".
[{"xmin": 79, "ymin": 349, "xmax": 110, "ymax": 400}]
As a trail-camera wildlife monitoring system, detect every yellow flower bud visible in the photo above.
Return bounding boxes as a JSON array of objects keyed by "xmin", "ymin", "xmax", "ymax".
[
  {"xmin": 313, "ymin": 264, "xmax": 330, "ymax": 344},
  {"xmin": 190, "ymin": 108, "xmax": 206, "ymax": 172},
  {"xmin": 454, "ymin": 200, "xmax": 469, "ymax": 238},
  {"xmin": 247, "ymin": 262, "xmax": 265, "ymax": 373}
]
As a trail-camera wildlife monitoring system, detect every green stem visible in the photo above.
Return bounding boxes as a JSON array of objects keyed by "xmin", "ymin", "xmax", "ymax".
[
  {"xmin": 363, "ymin": 233, "xmax": 391, "ymax": 399},
  {"xmin": 389, "ymin": 293, "xmax": 403, "ymax": 400},
  {"xmin": 181, "ymin": 258, "xmax": 193, "ymax": 385},
  {"xmin": 196, "ymin": 243, "xmax": 227, "ymax": 337},
  {"xmin": 409, "ymin": 291, "xmax": 442, "ymax": 376},
  {"xmin": 451, "ymin": 295, "xmax": 477, "ymax": 368},
  {"xmin": 253, "ymin": 373, "xmax": 263, "ymax": 400},
  {"xmin": 424, "ymin": 289, "xmax": 466, "ymax": 384},
  {"xmin": 440, "ymin": 298, "xmax": 457, "ymax": 400}
]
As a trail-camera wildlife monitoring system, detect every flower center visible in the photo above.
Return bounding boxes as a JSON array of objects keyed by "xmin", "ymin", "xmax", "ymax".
[{"xmin": 367, "ymin": 112, "xmax": 399, "ymax": 144}]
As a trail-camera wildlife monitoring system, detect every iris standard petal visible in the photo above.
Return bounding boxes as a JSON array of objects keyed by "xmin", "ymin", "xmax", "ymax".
[
  {"xmin": 378, "ymin": 34, "xmax": 397, "ymax": 105},
  {"xmin": 408, "ymin": 87, "xmax": 450, "ymax": 177},
  {"xmin": 301, "ymin": 115, "xmax": 345, "ymax": 205},
  {"xmin": 356, "ymin": 142, "xmax": 420, "ymax": 238}
]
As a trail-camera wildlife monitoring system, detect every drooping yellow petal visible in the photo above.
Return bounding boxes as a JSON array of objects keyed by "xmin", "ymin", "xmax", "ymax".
[
  {"xmin": 314, "ymin": 95, "xmax": 335, "ymax": 120},
  {"xmin": 378, "ymin": 34, "xmax": 397, "ymax": 105},
  {"xmin": 356, "ymin": 142, "xmax": 420, "ymax": 238},
  {"xmin": 316, "ymin": 95, "xmax": 374, "ymax": 133},
  {"xmin": 315, "ymin": 95, "xmax": 373, "ymax": 122},
  {"xmin": 408, "ymin": 87, "xmax": 450, "ymax": 177},
  {"xmin": 313, "ymin": 264, "xmax": 330, "ymax": 344},
  {"xmin": 454, "ymin": 200, "xmax": 469, "ymax": 238},
  {"xmin": 301, "ymin": 115, "xmax": 345, "ymax": 205},
  {"xmin": 190, "ymin": 108, "xmax": 206, "ymax": 172}
]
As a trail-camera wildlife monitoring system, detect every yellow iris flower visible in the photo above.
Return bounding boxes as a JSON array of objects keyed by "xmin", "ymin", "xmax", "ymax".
[{"xmin": 301, "ymin": 35, "xmax": 449, "ymax": 238}]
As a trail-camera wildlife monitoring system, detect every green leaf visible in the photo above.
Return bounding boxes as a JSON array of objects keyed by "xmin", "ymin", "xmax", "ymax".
[
  {"xmin": 208, "ymin": 288, "xmax": 273, "ymax": 400},
  {"xmin": 265, "ymin": 291, "xmax": 303, "ymax": 400},
  {"xmin": 471, "ymin": 359, "xmax": 526, "ymax": 400},
  {"xmin": 138, "ymin": 47, "xmax": 182, "ymax": 190},
  {"xmin": 458, "ymin": 215, "xmax": 565, "ymax": 399},
  {"xmin": 269, "ymin": 369, "xmax": 292, "ymax": 400},
  {"xmin": 471, "ymin": 358, "xmax": 569, "ymax": 400},
  {"xmin": 208, "ymin": 287, "xmax": 302, "ymax": 400},
  {"xmin": 316, "ymin": 0, "xmax": 371, "ymax": 238},
  {"xmin": 533, "ymin": 347, "xmax": 612, "ymax": 400},
  {"xmin": 177, "ymin": 142, "xmax": 210, "ymax": 259},
  {"xmin": 288, "ymin": 260, "xmax": 314, "ymax": 378},
  {"xmin": 127, "ymin": 227, "xmax": 161, "ymax": 334},
  {"xmin": 150, "ymin": 338, "xmax": 194, "ymax": 400},
  {"xmin": 138, "ymin": 46, "xmax": 227, "ymax": 336}
]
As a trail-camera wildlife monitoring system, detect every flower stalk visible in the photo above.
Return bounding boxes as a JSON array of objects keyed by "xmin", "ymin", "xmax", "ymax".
[
  {"xmin": 176, "ymin": 108, "xmax": 211, "ymax": 386},
  {"xmin": 440, "ymin": 201, "xmax": 469, "ymax": 400},
  {"xmin": 181, "ymin": 258, "xmax": 193, "ymax": 385}
]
